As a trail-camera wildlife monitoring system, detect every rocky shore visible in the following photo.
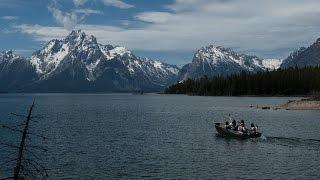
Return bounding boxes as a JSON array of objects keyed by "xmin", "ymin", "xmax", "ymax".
[{"xmin": 275, "ymin": 97, "xmax": 320, "ymax": 110}]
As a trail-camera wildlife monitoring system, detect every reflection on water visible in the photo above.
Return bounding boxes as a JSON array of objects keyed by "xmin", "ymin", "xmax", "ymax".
[{"xmin": 0, "ymin": 94, "xmax": 320, "ymax": 179}]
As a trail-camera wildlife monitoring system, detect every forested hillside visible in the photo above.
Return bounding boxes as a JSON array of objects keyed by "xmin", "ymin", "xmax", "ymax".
[{"xmin": 165, "ymin": 66, "xmax": 320, "ymax": 96}]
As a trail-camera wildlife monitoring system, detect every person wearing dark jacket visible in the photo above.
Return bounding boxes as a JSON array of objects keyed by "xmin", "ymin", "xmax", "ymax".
[
  {"xmin": 232, "ymin": 120, "xmax": 237, "ymax": 130},
  {"xmin": 225, "ymin": 121, "xmax": 232, "ymax": 129},
  {"xmin": 250, "ymin": 123, "xmax": 258, "ymax": 134}
]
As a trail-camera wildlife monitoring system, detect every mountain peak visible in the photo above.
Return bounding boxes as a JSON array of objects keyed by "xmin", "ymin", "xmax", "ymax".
[
  {"xmin": 1, "ymin": 50, "xmax": 13, "ymax": 55},
  {"xmin": 198, "ymin": 45, "xmax": 233, "ymax": 54},
  {"xmin": 180, "ymin": 45, "xmax": 270, "ymax": 80},
  {"xmin": 0, "ymin": 50, "xmax": 20, "ymax": 60},
  {"xmin": 68, "ymin": 29, "xmax": 85, "ymax": 38},
  {"xmin": 65, "ymin": 29, "xmax": 97, "ymax": 44},
  {"xmin": 194, "ymin": 45, "xmax": 236, "ymax": 62}
]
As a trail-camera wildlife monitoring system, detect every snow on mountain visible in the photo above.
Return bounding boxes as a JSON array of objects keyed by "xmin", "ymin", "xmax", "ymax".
[
  {"xmin": 5, "ymin": 30, "xmax": 307, "ymax": 92},
  {"xmin": 0, "ymin": 51, "xmax": 37, "ymax": 91},
  {"xmin": 196, "ymin": 45, "xmax": 267, "ymax": 70},
  {"xmin": 29, "ymin": 30, "xmax": 178, "ymax": 81},
  {"xmin": 261, "ymin": 59, "xmax": 282, "ymax": 70},
  {"xmin": 0, "ymin": 50, "xmax": 21, "ymax": 64},
  {"xmin": 99, "ymin": 44, "xmax": 131, "ymax": 60},
  {"xmin": 30, "ymin": 40, "xmax": 69, "ymax": 75},
  {"xmin": 281, "ymin": 38, "xmax": 320, "ymax": 68},
  {"xmin": 178, "ymin": 45, "xmax": 271, "ymax": 80},
  {"xmin": 30, "ymin": 30, "xmax": 101, "ymax": 78},
  {"xmin": 24, "ymin": 30, "xmax": 179, "ymax": 91}
]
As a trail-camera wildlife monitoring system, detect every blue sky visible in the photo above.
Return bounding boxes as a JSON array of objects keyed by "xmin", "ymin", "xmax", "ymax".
[{"xmin": 1, "ymin": 0, "xmax": 320, "ymax": 65}]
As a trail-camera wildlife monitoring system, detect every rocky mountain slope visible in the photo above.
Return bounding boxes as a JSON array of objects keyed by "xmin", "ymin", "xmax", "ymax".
[
  {"xmin": 178, "ymin": 45, "xmax": 282, "ymax": 80},
  {"xmin": 281, "ymin": 38, "xmax": 320, "ymax": 68},
  {"xmin": 0, "ymin": 30, "xmax": 179, "ymax": 92},
  {"xmin": 0, "ymin": 51, "xmax": 37, "ymax": 92},
  {"xmin": 3, "ymin": 30, "xmax": 319, "ymax": 92}
]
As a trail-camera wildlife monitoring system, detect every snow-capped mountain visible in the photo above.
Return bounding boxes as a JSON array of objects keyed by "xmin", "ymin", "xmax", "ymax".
[
  {"xmin": 1, "ymin": 30, "xmax": 179, "ymax": 92},
  {"xmin": 0, "ymin": 50, "xmax": 21, "ymax": 63},
  {"xmin": 261, "ymin": 59, "xmax": 283, "ymax": 70},
  {"xmin": 0, "ymin": 51, "xmax": 37, "ymax": 91},
  {"xmin": 8, "ymin": 30, "xmax": 318, "ymax": 92},
  {"xmin": 281, "ymin": 38, "xmax": 320, "ymax": 68},
  {"xmin": 178, "ymin": 45, "xmax": 281, "ymax": 80}
]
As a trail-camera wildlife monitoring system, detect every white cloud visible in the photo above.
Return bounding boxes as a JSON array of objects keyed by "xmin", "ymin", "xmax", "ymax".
[
  {"xmin": 102, "ymin": 0, "xmax": 134, "ymax": 9},
  {"xmin": 47, "ymin": 1, "xmax": 103, "ymax": 29},
  {"xmin": 135, "ymin": 12, "xmax": 172, "ymax": 24},
  {"xmin": 73, "ymin": 0, "xmax": 89, "ymax": 7},
  {"xmin": 15, "ymin": 24, "xmax": 69, "ymax": 41},
  {"xmin": 15, "ymin": 0, "xmax": 320, "ymax": 59},
  {"xmin": 74, "ymin": 8, "xmax": 104, "ymax": 15},
  {"xmin": 73, "ymin": 0, "xmax": 134, "ymax": 9},
  {"xmin": 48, "ymin": 6, "xmax": 78, "ymax": 30},
  {"xmin": 0, "ymin": 0, "xmax": 23, "ymax": 8},
  {"xmin": 1, "ymin": 16, "xmax": 19, "ymax": 20}
]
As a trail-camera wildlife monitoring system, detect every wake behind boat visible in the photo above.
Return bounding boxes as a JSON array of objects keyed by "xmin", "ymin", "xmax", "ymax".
[{"xmin": 215, "ymin": 122, "xmax": 262, "ymax": 139}]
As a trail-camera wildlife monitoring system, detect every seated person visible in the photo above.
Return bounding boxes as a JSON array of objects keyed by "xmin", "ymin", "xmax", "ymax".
[
  {"xmin": 231, "ymin": 120, "xmax": 237, "ymax": 130},
  {"xmin": 240, "ymin": 120, "xmax": 245, "ymax": 127},
  {"xmin": 225, "ymin": 121, "xmax": 232, "ymax": 129},
  {"xmin": 237, "ymin": 124, "xmax": 246, "ymax": 134},
  {"xmin": 250, "ymin": 123, "xmax": 258, "ymax": 134}
]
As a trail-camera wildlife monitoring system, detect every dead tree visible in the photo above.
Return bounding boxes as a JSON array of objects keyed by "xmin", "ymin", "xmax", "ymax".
[
  {"xmin": 13, "ymin": 100, "xmax": 34, "ymax": 180},
  {"xmin": 0, "ymin": 100, "xmax": 48, "ymax": 180}
]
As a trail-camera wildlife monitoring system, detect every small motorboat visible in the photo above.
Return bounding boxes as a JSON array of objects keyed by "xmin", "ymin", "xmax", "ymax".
[{"xmin": 215, "ymin": 122, "xmax": 262, "ymax": 139}]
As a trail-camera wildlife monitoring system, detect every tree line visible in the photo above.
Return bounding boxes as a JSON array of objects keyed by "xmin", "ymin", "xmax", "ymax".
[{"xmin": 165, "ymin": 66, "xmax": 320, "ymax": 96}]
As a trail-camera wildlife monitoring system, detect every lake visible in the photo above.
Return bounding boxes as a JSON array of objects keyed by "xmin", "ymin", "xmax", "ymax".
[{"xmin": 1, "ymin": 94, "xmax": 320, "ymax": 179}]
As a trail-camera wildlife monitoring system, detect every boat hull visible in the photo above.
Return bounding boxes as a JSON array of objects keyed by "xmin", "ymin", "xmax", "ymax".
[{"xmin": 215, "ymin": 123, "xmax": 261, "ymax": 139}]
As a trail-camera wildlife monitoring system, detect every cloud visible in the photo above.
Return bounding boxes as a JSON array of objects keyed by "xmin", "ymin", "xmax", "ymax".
[
  {"xmin": 48, "ymin": 6, "xmax": 78, "ymax": 30},
  {"xmin": 15, "ymin": 24, "xmax": 69, "ymax": 41},
  {"xmin": 47, "ymin": 1, "xmax": 103, "ymax": 29},
  {"xmin": 0, "ymin": 0, "xmax": 23, "ymax": 8},
  {"xmin": 73, "ymin": 0, "xmax": 89, "ymax": 7},
  {"xmin": 74, "ymin": 8, "xmax": 104, "ymax": 15},
  {"xmin": 135, "ymin": 12, "xmax": 172, "ymax": 24},
  {"xmin": 73, "ymin": 0, "xmax": 134, "ymax": 9},
  {"xmin": 1, "ymin": 16, "xmax": 19, "ymax": 20},
  {"xmin": 101, "ymin": 0, "xmax": 134, "ymax": 9},
  {"xmin": 15, "ymin": 0, "xmax": 320, "ymax": 59}
]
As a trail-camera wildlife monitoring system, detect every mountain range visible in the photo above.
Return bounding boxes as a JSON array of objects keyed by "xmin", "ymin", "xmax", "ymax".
[
  {"xmin": 1, "ymin": 30, "xmax": 319, "ymax": 92},
  {"xmin": 1, "ymin": 30, "xmax": 179, "ymax": 92}
]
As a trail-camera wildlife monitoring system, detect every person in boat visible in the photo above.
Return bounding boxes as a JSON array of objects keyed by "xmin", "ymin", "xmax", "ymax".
[
  {"xmin": 225, "ymin": 121, "xmax": 232, "ymax": 129},
  {"xmin": 231, "ymin": 120, "xmax": 237, "ymax": 131},
  {"xmin": 237, "ymin": 124, "xmax": 245, "ymax": 134},
  {"xmin": 250, "ymin": 123, "xmax": 258, "ymax": 134},
  {"xmin": 237, "ymin": 120, "xmax": 246, "ymax": 134},
  {"xmin": 240, "ymin": 120, "xmax": 245, "ymax": 127}
]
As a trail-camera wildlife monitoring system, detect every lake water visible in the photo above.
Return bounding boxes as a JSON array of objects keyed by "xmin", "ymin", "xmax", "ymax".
[{"xmin": 1, "ymin": 94, "xmax": 320, "ymax": 179}]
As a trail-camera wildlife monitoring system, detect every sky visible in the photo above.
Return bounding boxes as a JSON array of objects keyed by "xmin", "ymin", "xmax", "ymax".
[{"xmin": 1, "ymin": 0, "xmax": 320, "ymax": 66}]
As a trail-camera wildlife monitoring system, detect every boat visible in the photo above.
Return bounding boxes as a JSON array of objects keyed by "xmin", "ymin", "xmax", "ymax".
[{"xmin": 215, "ymin": 122, "xmax": 262, "ymax": 139}]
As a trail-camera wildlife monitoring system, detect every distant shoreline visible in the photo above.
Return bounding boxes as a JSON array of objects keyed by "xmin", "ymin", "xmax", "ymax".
[
  {"xmin": 273, "ymin": 97, "xmax": 320, "ymax": 110},
  {"xmin": 0, "ymin": 92, "xmax": 314, "ymax": 98},
  {"xmin": 163, "ymin": 93, "xmax": 312, "ymax": 98}
]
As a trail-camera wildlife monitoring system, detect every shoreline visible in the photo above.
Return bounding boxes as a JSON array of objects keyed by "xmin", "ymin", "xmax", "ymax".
[
  {"xmin": 255, "ymin": 97, "xmax": 320, "ymax": 110},
  {"xmin": 164, "ymin": 93, "xmax": 311, "ymax": 98},
  {"xmin": 0, "ymin": 92, "xmax": 311, "ymax": 97},
  {"xmin": 274, "ymin": 97, "xmax": 320, "ymax": 110}
]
